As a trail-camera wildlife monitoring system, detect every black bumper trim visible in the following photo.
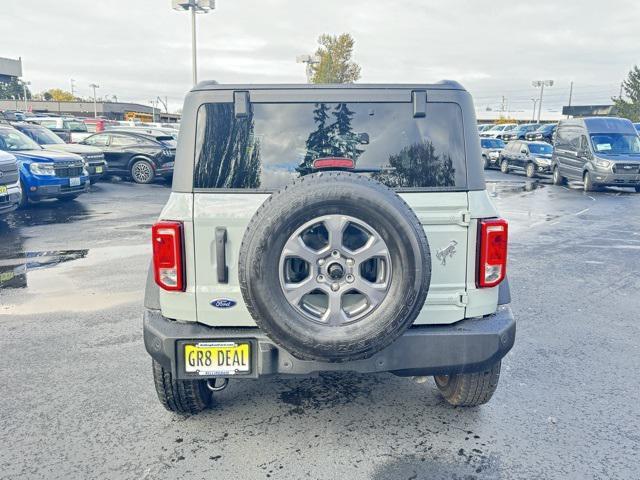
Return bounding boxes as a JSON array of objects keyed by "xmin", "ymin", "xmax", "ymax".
[{"xmin": 144, "ymin": 306, "xmax": 516, "ymax": 380}]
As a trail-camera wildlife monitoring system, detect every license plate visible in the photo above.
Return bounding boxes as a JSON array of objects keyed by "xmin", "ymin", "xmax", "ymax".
[
  {"xmin": 69, "ymin": 177, "xmax": 81, "ymax": 187},
  {"xmin": 184, "ymin": 341, "xmax": 250, "ymax": 375},
  {"xmin": 95, "ymin": 166, "xmax": 103, "ymax": 173},
  {"xmin": 0, "ymin": 185, "xmax": 6, "ymax": 195}
]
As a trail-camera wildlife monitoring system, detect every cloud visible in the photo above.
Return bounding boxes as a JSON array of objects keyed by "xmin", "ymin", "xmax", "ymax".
[{"xmin": 2, "ymin": 0, "xmax": 637, "ymax": 113}]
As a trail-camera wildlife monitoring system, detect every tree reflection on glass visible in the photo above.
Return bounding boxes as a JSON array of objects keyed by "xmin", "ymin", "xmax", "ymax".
[
  {"xmin": 297, "ymin": 103, "xmax": 365, "ymax": 175},
  {"xmin": 195, "ymin": 103, "xmax": 261, "ymax": 188},
  {"xmin": 372, "ymin": 141, "xmax": 456, "ymax": 188}
]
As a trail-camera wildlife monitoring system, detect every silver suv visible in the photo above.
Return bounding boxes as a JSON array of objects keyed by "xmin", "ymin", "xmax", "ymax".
[{"xmin": 143, "ymin": 83, "xmax": 515, "ymax": 414}]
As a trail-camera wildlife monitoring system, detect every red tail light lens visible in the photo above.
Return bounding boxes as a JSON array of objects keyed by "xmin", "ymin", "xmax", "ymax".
[
  {"xmin": 312, "ymin": 157, "xmax": 355, "ymax": 170},
  {"xmin": 152, "ymin": 221, "xmax": 184, "ymax": 291},
  {"xmin": 477, "ymin": 218, "xmax": 508, "ymax": 288}
]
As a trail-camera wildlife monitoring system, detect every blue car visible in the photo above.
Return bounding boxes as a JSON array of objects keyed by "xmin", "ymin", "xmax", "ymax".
[{"xmin": 0, "ymin": 125, "xmax": 89, "ymax": 207}]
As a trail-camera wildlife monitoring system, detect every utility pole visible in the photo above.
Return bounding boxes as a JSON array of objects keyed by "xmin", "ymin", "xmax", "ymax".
[
  {"xmin": 567, "ymin": 81, "xmax": 574, "ymax": 119},
  {"xmin": 70, "ymin": 78, "xmax": 76, "ymax": 97},
  {"xmin": 89, "ymin": 83, "xmax": 99, "ymax": 118},
  {"xmin": 172, "ymin": 0, "xmax": 216, "ymax": 86},
  {"xmin": 619, "ymin": 82, "xmax": 624, "ymax": 99},
  {"xmin": 532, "ymin": 80, "xmax": 554, "ymax": 123}
]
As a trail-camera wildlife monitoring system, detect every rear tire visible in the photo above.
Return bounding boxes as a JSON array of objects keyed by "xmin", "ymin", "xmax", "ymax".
[
  {"xmin": 552, "ymin": 166, "xmax": 566, "ymax": 186},
  {"xmin": 525, "ymin": 162, "xmax": 536, "ymax": 178},
  {"xmin": 634, "ymin": 186, "xmax": 640, "ymax": 193},
  {"xmin": 130, "ymin": 159, "xmax": 155, "ymax": 184},
  {"xmin": 434, "ymin": 361, "xmax": 501, "ymax": 407},
  {"xmin": 152, "ymin": 360, "xmax": 212, "ymax": 414},
  {"xmin": 500, "ymin": 159, "xmax": 509, "ymax": 174},
  {"xmin": 482, "ymin": 156, "xmax": 488, "ymax": 170}
]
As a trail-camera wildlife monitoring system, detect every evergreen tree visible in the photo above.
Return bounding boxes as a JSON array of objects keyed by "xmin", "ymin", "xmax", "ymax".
[
  {"xmin": 298, "ymin": 103, "xmax": 333, "ymax": 174},
  {"xmin": 613, "ymin": 65, "xmax": 640, "ymax": 122},
  {"xmin": 0, "ymin": 77, "xmax": 31, "ymax": 100}
]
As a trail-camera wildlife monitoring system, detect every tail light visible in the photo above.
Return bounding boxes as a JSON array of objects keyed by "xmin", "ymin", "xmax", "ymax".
[
  {"xmin": 312, "ymin": 157, "xmax": 355, "ymax": 170},
  {"xmin": 152, "ymin": 221, "xmax": 184, "ymax": 291},
  {"xmin": 477, "ymin": 218, "xmax": 508, "ymax": 288}
]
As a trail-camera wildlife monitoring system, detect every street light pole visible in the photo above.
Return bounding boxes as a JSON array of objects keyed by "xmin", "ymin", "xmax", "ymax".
[
  {"xmin": 531, "ymin": 98, "xmax": 539, "ymax": 123},
  {"xmin": 172, "ymin": 0, "xmax": 216, "ymax": 87},
  {"xmin": 22, "ymin": 81, "xmax": 31, "ymax": 111},
  {"xmin": 89, "ymin": 83, "xmax": 99, "ymax": 118},
  {"xmin": 532, "ymin": 80, "xmax": 554, "ymax": 123}
]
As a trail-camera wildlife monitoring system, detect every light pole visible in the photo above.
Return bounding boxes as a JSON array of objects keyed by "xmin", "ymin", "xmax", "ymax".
[
  {"xmin": 22, "ymin": 81, "xmax": 31, "ymax": 111},
  {"xmin": 172, "ymin": 0, "xmax": 216, "ymax": 86},
  {"xmin": 296, "ymin": 54, "xmax": 321, "ymax": 83},
  {"xmin": 531, "ymin": 98, "xmax": 539, "ymax": 123},
  {"xmin": 532, "ymin": 80, "xmax": 553, "ymax": 123},
  {"xmin": 70, "ymin": 78, "xmax": 76, "ymax": 97},
  {"xmin": 89, "ymin": 83, "xmax": 99, "ymax": 118}
]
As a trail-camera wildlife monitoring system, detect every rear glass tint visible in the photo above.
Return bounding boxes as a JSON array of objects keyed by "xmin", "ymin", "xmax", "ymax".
[{"xmin": 194, "ymin": 102, "xmax": 466, "ymax": 191}]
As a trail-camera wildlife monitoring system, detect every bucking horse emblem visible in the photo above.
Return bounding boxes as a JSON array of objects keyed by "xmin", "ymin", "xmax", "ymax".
[{"xmin": 436, "ymin": 240, "xmax": 458, "ymax": 266}]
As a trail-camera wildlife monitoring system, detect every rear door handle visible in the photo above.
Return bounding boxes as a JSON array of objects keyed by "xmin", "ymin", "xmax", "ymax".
[{"xmin": 215, "ymin": 227, "xmax": 228, "ymax": 283}]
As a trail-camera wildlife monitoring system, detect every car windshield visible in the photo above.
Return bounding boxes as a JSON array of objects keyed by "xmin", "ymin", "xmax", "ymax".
[
  {"xmin": 0, "ymin": 128, "xmax": 42, "ymax": 151},
  {"xmin": 481, "ymin": 139, "xmax": 505, "ymax": 148},
  {"xmin": 25, "ymin": 127, "xmax": 65, "ymax": 145},
  {"xmin": 64, "ymin": 120, "xmax": 88, "ymax": 132},
  {"xmin": 590, "ymin": 133, "xmax": 640, "ymax": 155},
  {"xmin": 528, "ymin": 143, "xmax": 553, "ymax": 155},
  {"xmin": 503, "ymin": 124, "xmax": 517, "ymax": 131}
]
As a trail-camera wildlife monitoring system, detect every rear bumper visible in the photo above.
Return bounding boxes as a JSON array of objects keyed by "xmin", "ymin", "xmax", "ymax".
[
  {"xmin": 143, "ymin": 306, "xmax": 516, "ymax": 380},
  {"xmin": 27, "ymin": 180, "xmax": 89, "ymax": 200},
  {"xmin": 0, "ymin": 183, "xmax": 21, "ymax": 214}
]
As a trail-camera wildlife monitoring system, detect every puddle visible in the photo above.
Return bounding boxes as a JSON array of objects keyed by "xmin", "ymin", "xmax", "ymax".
[
  {"xmin": 486, "ymin": 180, "xmax": 545, "ymax": 198},
  {"xmin": 0, "ymin": 250, "xmax": 88, "ymax": 290}
]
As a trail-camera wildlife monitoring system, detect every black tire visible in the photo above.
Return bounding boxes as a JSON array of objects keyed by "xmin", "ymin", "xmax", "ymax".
[
  {"xmin": 434, "ymin": 361, "xmax": 501, "ymax": 407},
  {"xmin": 635, "ymin": 186, "xmax": 640, "ymax": 193},
  {"xmin": 57, "ymin": 195, "xmax": 79, "ymax": 202},
  {"xmin": 130, "ymin": 159, "xmax": 155, "ymax": 184},
  {"xmin": 583, "ymin": 171, "xmax": 598, "ymax": 192},
  {"xmin": 500, "ymin": 158, "xmax": 509, "ymax": 174},
  {"xmin": 152, "ymin": 360, "xmax": 212, "ymax": 414},
  {"xmin": 525, "ymin": 162, "xmax": 536, "ymax": 178},
  {"xmin": 482, "ymin": 156, "xmax": 488, "ymax": 170},
  {"xmin": 239, "ymin": 172, "xmax": 431, "ymax": 362},
  {"xmin": 18, "ymin": 181, "xmax": 28, "ymax": 209},
  {"xmin": 89, "ymin": 178, "xmax": 98, "ymax": 185},
  {"xmin": 552, "ymin": 165, "xmax": 566, "ymax": 186}
]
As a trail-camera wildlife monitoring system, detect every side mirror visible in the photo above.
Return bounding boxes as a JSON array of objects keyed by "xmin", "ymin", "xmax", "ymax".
[{"xmin": 520, "ymin": 149, "xmax": 528, "ymax": 155}]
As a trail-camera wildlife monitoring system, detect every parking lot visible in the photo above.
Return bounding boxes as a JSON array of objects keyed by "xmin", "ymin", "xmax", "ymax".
[{"xmin": 1, "ymin": 171, "xmax": 638, "ymax": 480}]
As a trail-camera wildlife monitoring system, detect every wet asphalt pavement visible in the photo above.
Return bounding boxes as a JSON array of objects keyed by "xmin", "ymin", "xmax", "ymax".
[{"xmin": 1, "ymin": 172, "xmax": 639, "ymax": 480}]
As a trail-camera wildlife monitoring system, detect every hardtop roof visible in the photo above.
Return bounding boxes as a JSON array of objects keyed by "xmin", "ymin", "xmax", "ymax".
[{"xmin": 191, "ymin": 80, "xmax": 466, "ymax": 92}]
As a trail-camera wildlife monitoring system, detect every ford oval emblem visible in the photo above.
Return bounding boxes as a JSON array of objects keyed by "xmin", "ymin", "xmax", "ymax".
[{"xmin": 211, "ymin": 298, "xmax": 237, "ymax": 309}]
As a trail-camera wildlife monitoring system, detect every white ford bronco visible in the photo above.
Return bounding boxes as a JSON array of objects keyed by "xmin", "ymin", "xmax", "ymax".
[{"xmin": 144, "ymin": 82, "xmax": 515, "ymax": 414}]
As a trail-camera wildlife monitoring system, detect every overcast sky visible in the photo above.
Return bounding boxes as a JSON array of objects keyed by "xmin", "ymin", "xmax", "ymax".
[{"xmin": 2, "ymin": 0, "xmax": 638, "ymax": 115}]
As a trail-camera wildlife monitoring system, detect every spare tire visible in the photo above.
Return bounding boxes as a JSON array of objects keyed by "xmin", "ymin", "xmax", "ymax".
[{"xmin": 239, "ymin": 172, "xmax": 431, "ymax": 362}]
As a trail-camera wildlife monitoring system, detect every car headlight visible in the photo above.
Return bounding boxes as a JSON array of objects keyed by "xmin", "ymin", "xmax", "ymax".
[
  {"xmin": 29, "ymin": 162, "xmax": 56, "ymax": 176},
  {"xmin": 537, "ymin": 158, "xmax": 551, "ymax": 165},
  {"xmin": 489, "ymin": 152, "xmax": 499, "ymax": 159},
  {"xmin": 595, "ymin": 159, "xmax": 612, "ymax": 169}
]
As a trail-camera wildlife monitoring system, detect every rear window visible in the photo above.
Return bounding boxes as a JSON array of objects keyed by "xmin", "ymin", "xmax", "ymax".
[{"xmin": 194, "ymin": 102, "xmax": 466, "ymax": 191}]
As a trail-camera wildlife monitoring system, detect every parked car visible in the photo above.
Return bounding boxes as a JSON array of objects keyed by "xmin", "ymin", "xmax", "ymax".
[
  {"xmin": 12, "ymin": 123, "xmax": 107, "ymax": 183},
  {"xmin": 83, "ymin": 118, "xmax": 119, "ymax": 134},
  {"xmin": 480, "ymin": 123, "xmax": 517, "ymax": 139},
  {"xmin": 525, "ymin": 123, "xmax": 557, "ymax": 143},
  {"xmin": 80, "ymin": 130, "xmax": 175, "ymax": 184},
  {"xmin": 633, "ymin": 123, "xmax": 640, "ymax": 133},
  {"xmin": 26, "ymin": 117, "xmax": 91, "ymax": 143},
  {"xmin": 478, "ymin": 124, "xmax": 493, "ymax": 133},
  {"xmin": 105, "ymin": 125, "xmax": 179, "ymax": 140},
  {"xmin": 0, "ymin": 150, "xmax": 22, "ymax": 215},
  {"xmin": 480, "ymin": 138, "xmax": 506, "ymax": 169},
  {"xmin": 499, "ymin": 140, "xmax": 553, "ymax": 178},
  {"xmin": 0, "ymin": 126, "xmax": 89, "ymax": 206},
  {"xmin": 502, "ymin": 123, "xmax": 542, "ymax": 142},
  {"xmin": 143, "ymin": 82, "xmax": 515, "ymax": 414},
  {"xmin": 552, "ymin": 117, "xmax": 640, "ymax": 192}
]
